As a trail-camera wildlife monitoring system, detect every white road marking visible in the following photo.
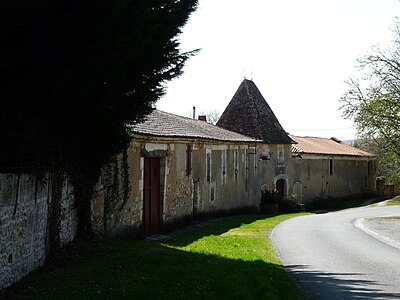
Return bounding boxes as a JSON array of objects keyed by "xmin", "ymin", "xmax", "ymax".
[{"xmin": 354, "ymin": 217, "xmax": 400, "ymax": 251}]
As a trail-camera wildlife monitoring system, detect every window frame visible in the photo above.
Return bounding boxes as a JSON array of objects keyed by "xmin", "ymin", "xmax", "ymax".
[
  {"xmin": 206, "ymin": 149, "xmax": 212, "ymax": 183},
  {"xmin": 233, "ymin": 148, "xmax": 239, "ymax": 182},
  {"xmin": 277, "ymin": 144, "xmax": 285, "ymax": 165},
  {"xmin": 186, "ymin": 144, "xmax": 192, "ymax": 176}
]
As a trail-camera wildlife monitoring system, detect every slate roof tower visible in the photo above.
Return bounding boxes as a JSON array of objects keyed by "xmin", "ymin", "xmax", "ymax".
[{"xmin": 217, "ymin": 79, "xmax": 293, "ymax": 144}]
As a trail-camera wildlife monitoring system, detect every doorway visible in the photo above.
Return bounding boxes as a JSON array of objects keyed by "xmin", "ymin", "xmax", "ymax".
[
  {"xmin": 276, "ymin": 178, "xmax": 286, "ymax": 198},
  {"xmin": 143, "ymin": 157, "xmax": 161, "ymax": 237},
  {"xmin": 293, "ymin": 181, "xmax": 303, "ymax": 203}
]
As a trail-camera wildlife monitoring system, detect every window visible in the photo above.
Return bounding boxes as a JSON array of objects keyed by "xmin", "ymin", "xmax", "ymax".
[
  {"xmin": 210, "ymin": 186, "xmax": 215, "ymax": 203},
  {"xmin": 244, "ymin": 149, "xmax": 248, "ymax": 191},
  {"xmin": 368, "ymin": 161, "xmax": 373, "ymax": 176},
  {"xmin": 251, "ymin": 146, "xmax": 258, "ymax": 175},
  {"xmin": 186, "ymin": 144, "xmax": 192, "ymax": 176},
  {"xmin": 221, "ymin": 149, "xmax": 227, "ymax": 184},
  {"xmin": 233, "ymin": 149, "xmax": 239, "ymax": 182},
  {"xmin": 329, "ymin": 159, "xmax": 333, "ymax": 175},
  {"xmin": 206, "ymin": 149, "xmax": 211, "ymax": 183},
  {"xmin": 244, "ymin": 149, "xmax": 248, "ymax": 177},
  {"xmin": 277, "ymin": 145, "xmax": 284, "ymax": 165}
]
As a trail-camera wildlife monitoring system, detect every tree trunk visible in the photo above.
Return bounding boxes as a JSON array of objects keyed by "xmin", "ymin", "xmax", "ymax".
[
  {"xmin": 74, "ymin": 184, "xmax": 94, "ymax": 239},
  {"xmin": 46, "ymin": 169, "xmax": 63, "ymax": 257}
]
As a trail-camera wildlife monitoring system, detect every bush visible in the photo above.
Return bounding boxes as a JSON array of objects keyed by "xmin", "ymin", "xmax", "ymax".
[
  {"xmin": 261, "ymin": 189, "xmax": 278, "ymax": 204},
  {"xmin": 304, "ymin": 197, "xmax": 334, "ymax": 211},
  {"xmin": 261, "ymin": 191, "xmax": 304, "ymax": 214},
  {"xmin": 278, "ymin": 195, "xmax": 305, "ymax": 213}
]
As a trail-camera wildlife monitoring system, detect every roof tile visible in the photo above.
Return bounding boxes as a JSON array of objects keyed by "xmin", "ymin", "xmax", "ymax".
[
  {"xmin": 131, "ymin": 109, "xmax": 260, "ymax": 143},
  {"xmin": 217, "ymin": 79, "xmax": 293, "ymax": 144},
  {"xmin": 290, "ymin": 135, "xmax": 374, "ymax": 157}
]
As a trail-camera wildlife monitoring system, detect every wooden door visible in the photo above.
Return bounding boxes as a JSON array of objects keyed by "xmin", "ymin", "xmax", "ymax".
[
  {"xmin": 143, "ymin": 157, "xmax": 161, "ymax": 237},
  {"xmin": 276, "ymin": 179, "xmax": 285, "ymax": 198}
]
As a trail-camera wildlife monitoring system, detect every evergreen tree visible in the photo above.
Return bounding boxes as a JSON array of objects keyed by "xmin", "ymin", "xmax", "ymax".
[{"xmin": 0, "ymin": 0, "xmax": 198, "ymax": 237}]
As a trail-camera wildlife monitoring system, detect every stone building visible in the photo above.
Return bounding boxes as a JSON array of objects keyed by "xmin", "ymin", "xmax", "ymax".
[
  {"xmin": 92, "ymin": 79, "xmax": 377, "ymax": 239},
  {"xmin": 217, "ymin": 79, "xmax": 376, "ymax": 202},
  {"xmin": 217, "ymin": 79, "xmax": 296, "ymax": 198},
  {"xmin": 93, "ymin": 109, "xmax": 268, "ymax": 237},
  {"xmin": 289, "ymin": 135, "xmax": 376, "ymax": 202}
]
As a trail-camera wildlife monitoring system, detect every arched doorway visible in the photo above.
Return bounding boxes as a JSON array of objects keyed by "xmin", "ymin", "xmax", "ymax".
[
  {"xmin": 276, "ymin": 178, "xmax": 286, "ymax": 198},
  {"xmin": 293, "ymin": 181, "xmax": 303, "ymax": 203}
]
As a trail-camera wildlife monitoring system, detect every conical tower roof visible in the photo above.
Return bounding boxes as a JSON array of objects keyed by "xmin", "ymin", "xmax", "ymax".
[{"xmin": 217, "ymin": 79, "xmax": 292, "ymax": 144}]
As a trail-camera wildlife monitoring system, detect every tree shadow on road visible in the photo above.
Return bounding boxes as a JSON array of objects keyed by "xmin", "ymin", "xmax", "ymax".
[{"xmin": 286, "ymin": 264, "xmax": 400, "ymax": 299}]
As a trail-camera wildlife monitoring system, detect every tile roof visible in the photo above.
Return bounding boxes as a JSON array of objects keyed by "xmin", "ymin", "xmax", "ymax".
[
  {"xmin": 216, "ymin": 79, "xmax": 293, "ymax": 144},
  {"xmin": 130, "ymin": 109, "xmax": 260, "ymax": 143},
  {"xmin": 290, "ymin": 135, "xmax": 375, "ymax": 157}
]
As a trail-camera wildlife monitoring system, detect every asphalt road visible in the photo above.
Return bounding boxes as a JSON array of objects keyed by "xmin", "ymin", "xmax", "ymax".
[{"xmin": 271, "ymin": 205, "xmax": 400, "ymax": 299}]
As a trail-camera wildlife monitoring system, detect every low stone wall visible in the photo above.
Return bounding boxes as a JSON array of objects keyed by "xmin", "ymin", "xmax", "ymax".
[{"xmin": 0, "ymin": 173, "xmax": 76, "ymax": 290}]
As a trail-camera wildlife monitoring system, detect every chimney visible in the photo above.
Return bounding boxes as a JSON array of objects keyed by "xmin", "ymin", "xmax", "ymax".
[
  {"xmin": 192, "ymin": 106, "xmax": 196, "ymax": 119},
  {"xmin": 198, "ymin": 115, "xmax": 207, "ymax": 122}
]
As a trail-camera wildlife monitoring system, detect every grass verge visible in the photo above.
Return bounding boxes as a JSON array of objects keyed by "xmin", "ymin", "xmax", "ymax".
[
  {"xmin": 388, "ymin": 199, "xmax": 400, "ymax": 205},
  {"xmin": 3, "ymin": 214, "xmax": 306, "ymax": 300}
]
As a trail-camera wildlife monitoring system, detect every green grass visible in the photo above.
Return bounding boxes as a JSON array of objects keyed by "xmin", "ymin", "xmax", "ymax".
[
  {"xmin": 3, "ymin": 214, "xmax": 306, "ymax": 300},
  {"xmin": 388, "ymin": 200, "xmax": 400, "ymax": 205}
]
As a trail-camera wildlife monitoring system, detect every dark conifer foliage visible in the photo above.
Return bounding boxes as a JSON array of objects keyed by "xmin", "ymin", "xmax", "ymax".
[{"xmin": 0, "ymin": 0, "xmax": 198, "ymax": 237}]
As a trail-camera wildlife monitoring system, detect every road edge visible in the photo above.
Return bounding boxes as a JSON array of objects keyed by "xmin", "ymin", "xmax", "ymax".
[{"xmin": 354, "ymin": 217, "xmax": 400, "ymax": 251}]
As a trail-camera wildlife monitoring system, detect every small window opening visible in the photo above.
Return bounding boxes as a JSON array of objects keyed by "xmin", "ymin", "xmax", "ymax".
[
  {"xmin": 233, "ymin": 149, "xmax": 239, "ymax": 182},
  {"xmin": 206, "ymin": 150, "xmax": 211, "ymax": 183},
  {"xmin": 221, "ymin": 150, "xmax": 227, "ymax": 185},
  {"xmin": 186, "ymin": 144, "xmax": 192, "ymax": 176},
  {"xmin": 210, "ymin": 186, "xmax": 215, "ymax": 203}
]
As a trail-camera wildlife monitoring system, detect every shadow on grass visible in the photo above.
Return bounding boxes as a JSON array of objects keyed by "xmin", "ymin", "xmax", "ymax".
[
  {"xmin": 162, "ymin": 214, "xmax": 271, "ymax": 247},
  {"xmin": 2, "ymin": 239, "xmax": 300, "ymax": 300},
  {"xmin": 286, "ymin": 265, "xmax": 400, "ymax": 299}
]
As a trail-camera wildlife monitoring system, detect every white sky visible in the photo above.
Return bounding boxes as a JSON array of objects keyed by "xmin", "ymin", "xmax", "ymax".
[{"xmin": 156, "ymin": 0, "xmax": 400, "ymax": 140}]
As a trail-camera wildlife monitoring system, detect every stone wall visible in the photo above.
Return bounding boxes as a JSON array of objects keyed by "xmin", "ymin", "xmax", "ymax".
[
  {"xmin": 288, "ymin": 156, "xmax": 376, "ymax": 203},
  {"xmin": 0, "ymin": 173, "xmax": 76, "ymax": 290},
  {"xmin": 96, "ymin": 138, "xmax": 264, "ymax": 238}
]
